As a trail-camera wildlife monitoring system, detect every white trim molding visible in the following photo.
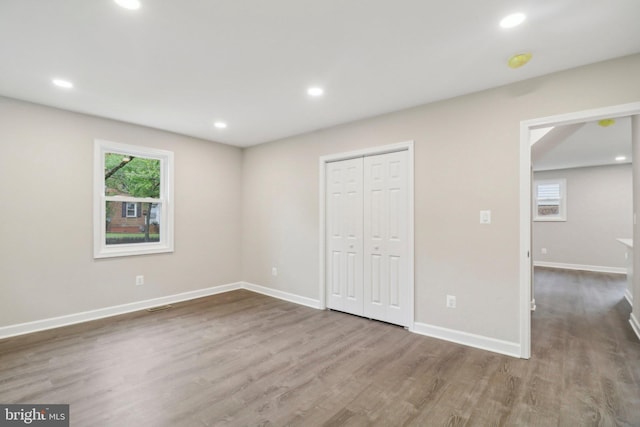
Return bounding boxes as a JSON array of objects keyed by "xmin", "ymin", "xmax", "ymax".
[
  {"xmin": 625, "ymin": 289, "xmax": 633, "ymax": 307},
  {"xmin": 630, "ymin": 313, "xmax": 640, "ymax": 341},
  {"xmin": 0, "ymin": 282, "xmax": 322, "ymax": 340},
  {"xmin": 2, "ymin": 280, "xmax": 533, "ymax": 358},
  {"xmin": 413, "ymin": 322, "xmax": 521, "ymax": 358},
  {"xmin": 0, "ymin": 282, "xmax": 243, "ymax": 340},
  {"xmin": 241, "ymin": 282, "xmax": 322, "ymax": 309},
  {"xmin": 533, "ymin": 261, "xmax": 626, "ymax": 275}
]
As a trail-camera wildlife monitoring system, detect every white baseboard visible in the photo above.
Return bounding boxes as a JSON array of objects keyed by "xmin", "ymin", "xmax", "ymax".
[
  {"xmin": 625, "ymin": 289, "xmax": 633, "ymax": 307},
  {"xmin": 533, "ymin": 261, "xmax": 625, "ymax": 275},
  {"xmin": 2, "ymin": 281, "xmax": 522, "ymax": 361},
  {"xmin": 412, "ymin": 322, "xmax": 521, "ymax": 358},
  {"xmin": 0, "ymin": 282, "xmax": 243, "ymax": 340},
  {"xmin": 0, "ymin": 282, "xmax": 322, "ymax": 340},
  {"xmin": 241, "ymin": 282, "xmax": 322, "ymax": 309},
  {"xmin": 630, "ymin": 313, "xmax": 640, "ymax": 341}
]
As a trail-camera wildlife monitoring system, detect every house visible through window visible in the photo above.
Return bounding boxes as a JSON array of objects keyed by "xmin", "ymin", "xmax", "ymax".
[
  {"xmin": 534, "ymin": 178, "xmax": 566, "ymax": 221},
  {"xmin": 94, "ymin": 139, "xmax": 174, "ymax": 258}
]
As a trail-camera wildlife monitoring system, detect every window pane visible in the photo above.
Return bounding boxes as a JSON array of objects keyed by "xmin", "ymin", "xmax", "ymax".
[
  {"xmin": 104, "ymin": 153, "xmax": 161, "ymax": 198},
  {"xmin": 538, "ymin": 204, "xmax": 560, "ymax": 216},
  {"xmin": 105, "ymin": 201, "xmax": 160, "ymax": 245},
  {"xmin": 95, "ymin": 140, "xmax": 174, "ymax": 258},
  {"xmin": 533, "ymin": 179, "xmax": 566, "ymax": 222},
  {"xmin": 537, "ymin": 183, "xmax": 560, "ymax": 200},
  {"xmin": 125, "ymin": 202, "xmax": 137, "ymax": 217}
]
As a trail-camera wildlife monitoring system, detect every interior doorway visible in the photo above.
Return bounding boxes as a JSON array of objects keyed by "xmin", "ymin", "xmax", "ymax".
[{"xmin": 519, "ymin": 102, "xmax": 640, "ymax": 359}]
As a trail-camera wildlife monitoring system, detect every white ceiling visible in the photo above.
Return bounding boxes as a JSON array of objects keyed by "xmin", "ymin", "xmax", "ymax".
[
  {"xmin": 1, "ymin": 1, "xmax": 639, "ymax": 147},
  {"xmin": 533, "ymin": 117, "xmax": 632, "ymax": 171}
]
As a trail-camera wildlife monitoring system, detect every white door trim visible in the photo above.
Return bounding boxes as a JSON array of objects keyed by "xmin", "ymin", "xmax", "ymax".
[
  {"xmin": 319, "ymin": 141, "xmax": 415, "ymax": 330},
  {"xmin": 519, "ymin": 101, "xmax": 640, "ymax": 359}
]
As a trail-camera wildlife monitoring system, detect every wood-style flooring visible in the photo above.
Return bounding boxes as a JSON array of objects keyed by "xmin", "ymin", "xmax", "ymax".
[{"xmin": 1, "ymin": 268, "xmax": 639, "ymax": 426}]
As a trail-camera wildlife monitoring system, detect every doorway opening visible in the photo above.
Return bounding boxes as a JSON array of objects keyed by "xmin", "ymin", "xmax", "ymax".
[{"xmin": 519, "ymin": 102, "xmax": 640, "ymax": 358}]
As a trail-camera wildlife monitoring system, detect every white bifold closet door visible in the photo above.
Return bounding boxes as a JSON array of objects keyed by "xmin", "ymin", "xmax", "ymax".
[
  {"xmin": 326, "ymin": 158, "xmax": 364, "ymax": 316},
  {"xmin": 326, "ymin": 150, "xmax": 409, "ymax": 327}
]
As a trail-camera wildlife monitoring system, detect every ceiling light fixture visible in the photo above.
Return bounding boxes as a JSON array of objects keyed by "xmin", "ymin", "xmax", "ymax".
[
  {"xmin": 598, "ymin": 118, "xmax": 616, "ymax": 127},
  {"xmin": 52, "ymin": 78, "xmax": 73, "ymax": 89},
  {"xmin": 114, "ymin": 0, "xmax": 141, "ymax": 10},
  {"xmin": 615, "ymin": 156, "xmax": 627, "ymax": 161},
  {"xmin": 507, "ymin": 52, "xmax": 532, "ymax": 69},
  {"xmin": 500, "ymin": 13, "xmax": 526, "ymax": 29},
  {"xmin": 214, "ymin": 121, "xmax": 227, "ymax": 129},
  {"xmin": 307, "ymin": 87, "xmax": 324, "ymax": 97}
]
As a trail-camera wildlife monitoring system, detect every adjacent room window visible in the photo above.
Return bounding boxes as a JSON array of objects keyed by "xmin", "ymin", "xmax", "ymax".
[
  {"xmin": 534, "ymin": 178, "xmax": 566, "ymax": 221},
  {"xmin": 94, "ymin": 139, "xmax": 174, "ymax": 258}
]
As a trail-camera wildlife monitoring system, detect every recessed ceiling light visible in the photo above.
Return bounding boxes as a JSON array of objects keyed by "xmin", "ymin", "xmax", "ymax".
[
  {"xmin": 507, "ymin": 52, "xmax": 532, "ymax": 69},
  {"xmin": 598, "ymin": 119, "xmax": 616, "ymax": 127},
  {"xmin": 52, "ymin": 78, "xmax": 73, "ymax": 89},
  {"xmin": 114, "ymin": 0, "xmax": 141, "ymax": 10},
  {"xmin": 307, "ymin": 87, "xmax": 324, "ymax": 97},
  {"xmin": 500, "ymin": 13, "xmax": 526, "ymax": 29},
  {"xmin": 214, "ymin": 121, "xmax": 227, "ymax": 129},
  {"xmin": 615, "ymin": 156, "xmax": 627, "ymax": 161}
]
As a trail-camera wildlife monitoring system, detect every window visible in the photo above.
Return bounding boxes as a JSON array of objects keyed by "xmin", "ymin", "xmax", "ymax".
[
  {"xmin": 94, "ymin": 139, "xmax": 174, "ymax": 258},
  {"xmin": 125, "ymin": 202, "xmax": 138, "ymax": 218},
  {"xmin": 534, "ymin": 178, "xmax": 566, "ymax": 221}
]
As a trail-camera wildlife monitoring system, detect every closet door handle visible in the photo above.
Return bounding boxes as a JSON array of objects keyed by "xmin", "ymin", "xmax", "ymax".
[{"xmin": 374, "ymin": 246, "xmax": 379, "ymax": 251}]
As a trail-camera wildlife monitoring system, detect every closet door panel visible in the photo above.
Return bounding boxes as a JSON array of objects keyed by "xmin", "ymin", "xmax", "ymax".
[
  {"xmin": 363, "ymin": 151, "xmax": 409, "ymax": 325},
  {"xmin": 326, "ymin": 158, "xmax": 364, "ymax": 315}
]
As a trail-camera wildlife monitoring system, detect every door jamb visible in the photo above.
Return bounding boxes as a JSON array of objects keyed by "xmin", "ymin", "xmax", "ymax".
[
  {"xmin": 319, "ymin": 140, "xmax": 415, "ymax": 330},
  {"xmin": 519, "ymin": 102, "xmax": 640, "ymax": 359}
]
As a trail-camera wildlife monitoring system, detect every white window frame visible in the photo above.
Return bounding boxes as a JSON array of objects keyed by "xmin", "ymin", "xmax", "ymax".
[
  {"xmin": 94, "ymin": 139, "xmax": 174, "ymax": 258},
  {"xmin": 533, "ymin": 178, "xmax": 566, "ymax": 222},
  {"xmin": 125, "ymin": 202, "xmax": 138, "ymax": 218}
]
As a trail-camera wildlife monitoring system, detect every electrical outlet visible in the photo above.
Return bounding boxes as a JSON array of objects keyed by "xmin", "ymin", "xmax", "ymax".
[
  {"xmin": 446, "ymin": 295, "xmax": 456, "ymax": 308},
  {"xmin": 541, "ymin": 248, "xmax": 547, "ymax": 254},
  {"xmin": 136, "ymin": 275, "xmax": 144, "ymax": 286},
  {"xmin": 480, "ymin": 210, "xmax": 491, "ymax": 224},
  {"xmin": 272, "ymin": 267, "xmax": 278, "ymax": 277}
]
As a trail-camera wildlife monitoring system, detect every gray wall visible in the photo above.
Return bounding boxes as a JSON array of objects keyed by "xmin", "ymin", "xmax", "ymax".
[
  {"xmin": 0, "ymin": 97, "xmax": 243, "ymax": 327},
  {"xmin": 242, "ymin": 54, "xmax": 640, "ymax": 344},
  {"xmin": 2, "ymin": 54, "xmax": 640, "ymax": 346},
  {"xmin": 533, "ymin": 165, "xmax": 632, "ymax": 269}
]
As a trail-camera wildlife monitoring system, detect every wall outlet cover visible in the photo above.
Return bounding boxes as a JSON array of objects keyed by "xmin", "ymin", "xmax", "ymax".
[
  {"xmin": 480, "ymin": 210, "xmax": 491, "ymax": 224},
  {"xmin": 446, "ymin": 294, "xmax": 456, "ymax": 308}
]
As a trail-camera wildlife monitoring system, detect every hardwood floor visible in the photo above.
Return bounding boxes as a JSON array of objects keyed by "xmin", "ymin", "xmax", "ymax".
[{"xmin": 1, "ymin": 268, "xmax": 639, "ymax": 426}]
